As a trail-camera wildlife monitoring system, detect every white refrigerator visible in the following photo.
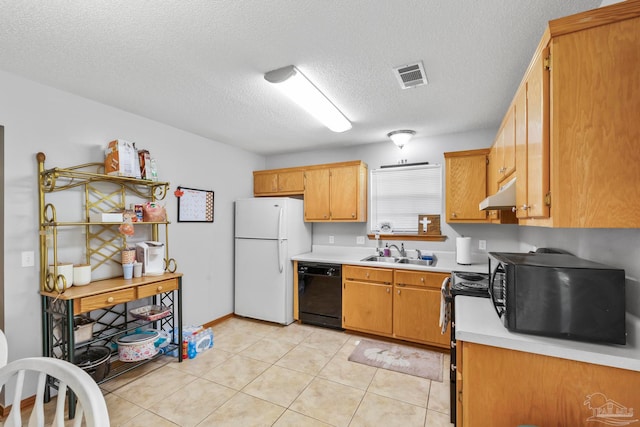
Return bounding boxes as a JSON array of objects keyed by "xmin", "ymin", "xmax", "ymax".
[{"xmin": 234, "ymin": 197, "xmax": 312, "ymax": 325}]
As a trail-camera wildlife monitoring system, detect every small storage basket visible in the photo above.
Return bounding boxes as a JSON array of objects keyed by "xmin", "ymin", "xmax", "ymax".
[
  {"xmin": 129, "ymin": 305, "xmax": 171, "ymax": 321},
  {"xmin": 73, "ymin": 315, "xmax": 96, "ymax": 344}
]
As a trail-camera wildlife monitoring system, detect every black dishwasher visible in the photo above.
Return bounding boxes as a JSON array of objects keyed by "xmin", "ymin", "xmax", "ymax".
[{"xmin": 298, "ymin": 262, "xmax": 343, "ymax": 330}]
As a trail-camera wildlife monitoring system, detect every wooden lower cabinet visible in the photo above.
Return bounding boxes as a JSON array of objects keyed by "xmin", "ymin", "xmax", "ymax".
[
  {"xmin": 342, "ymin": 265, "xmax": 393, "ymax": 335},
  {"xmin": 342, "ymin": 265, "xmax": 448, "ymax": 348},
  {"xmin": 394, "ymin": 270, "xmax": 449, "ymax": 347},
  {"xmin": 458, "ymin": 341, "xmax": 640, "ymax": 427}
]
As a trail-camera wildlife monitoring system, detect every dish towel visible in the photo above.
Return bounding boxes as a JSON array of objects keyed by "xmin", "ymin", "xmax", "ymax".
[{"xmin": 439, "ymin": 276, "xmax": 450, "ymax": 334}]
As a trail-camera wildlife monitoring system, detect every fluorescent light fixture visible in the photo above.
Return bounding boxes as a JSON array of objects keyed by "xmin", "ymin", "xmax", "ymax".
[
  {"xmin": 387, "ymin": 130, "xmax": 415, "ymax": 149},
  {"xmin": 264, "ymin": 65, "xmax": 352, "ymax": 133}
]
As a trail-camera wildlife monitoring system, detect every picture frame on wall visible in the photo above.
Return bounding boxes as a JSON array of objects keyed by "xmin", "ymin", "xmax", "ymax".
[{"xmin": 176, "ymin": 186, "xmax": 214, "ymax": 223}]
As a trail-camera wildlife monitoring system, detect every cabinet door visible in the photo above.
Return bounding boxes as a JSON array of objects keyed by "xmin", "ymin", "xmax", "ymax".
[
  {"xmin": 304, "ymin": 168, "xmax": 331, "ymax": 220},
  {"xmin": 525, "ymin": 47, "xmax": 550, "ymax": 219},
  {"xmin": 393, "ymin": 286, "xmax": 449, "ymax": 347},
  {"xmin": 501, "ymin": 106, "xmax": 516, "ymax": 179},
  {"xmin": 342, "ymin": 280, "xmax": 393, "ymax": 335},
  {"xmin": 445, "ymin": 151, "xmax": 488, "ymax": 222},
  {"xmin": 330, "ymin": 165, "xmax": 359, "ymax": 220},
  {"xmin": 486, "ymin": 146, "xmax": 500, "ymax": 221},
  {"xmin": 254, "ymin": 172, "xmax": 278, "ymax": 195},
  {"xmin": 514, "ymin": 85, "xmax": 528, "ymax": 219},
  {"xmin": 278, "ymin": 170, "xmax": 304, "ymax": 193}
]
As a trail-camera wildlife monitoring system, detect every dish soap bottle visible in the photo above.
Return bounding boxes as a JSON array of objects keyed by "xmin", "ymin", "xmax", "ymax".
[{"xmin": 383, "ymin": 244, "xmax": 391, "ymax": 257}]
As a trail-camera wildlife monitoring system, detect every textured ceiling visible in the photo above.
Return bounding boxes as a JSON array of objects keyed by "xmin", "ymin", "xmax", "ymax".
[{"xmin": 0, "ymin": 0, "xmax": 601, "ymax": 154}]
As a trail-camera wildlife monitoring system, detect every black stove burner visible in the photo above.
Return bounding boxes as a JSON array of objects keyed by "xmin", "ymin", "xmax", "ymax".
[
  {"xmin": 454, "ymin": 281, "xmax": 487, "ymax": 289},
  {"xmin": 455, "ymin": 272, "xmax": 486, "ymax": 282},
  {"xmin": 451, "ymin": 271, "xmax": 490, "ymax": 298}
]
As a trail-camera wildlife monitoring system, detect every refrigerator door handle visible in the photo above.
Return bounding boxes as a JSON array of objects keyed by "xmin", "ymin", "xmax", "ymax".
[
  {"xmin": 277, "ymin": 207, "xmax": 284, "ymax": 272},
  {"xmin": 278, "ymin": 239, "xmax": 284, "ymax": 273}
]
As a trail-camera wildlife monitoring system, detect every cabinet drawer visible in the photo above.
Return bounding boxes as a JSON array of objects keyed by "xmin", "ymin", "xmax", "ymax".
[
  {"xmin": 138, "ymin": 279, "xmax": 178, "ymax": 298},
  {"xmin": 395, "ymin": 270, "xmax": 449, "ymax": 289},
  {"xmin": 77, "ymin": 288, "xmax": 136, "ymax": 313},
  {"xmin": 343, "ymin": 265, "xmax": 393, "ymax": 283}
]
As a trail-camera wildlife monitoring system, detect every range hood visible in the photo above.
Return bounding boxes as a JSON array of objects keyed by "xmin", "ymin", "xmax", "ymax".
[{"xmin": 479, "ymin": 177, "xmax": 516, "ymax": 210}]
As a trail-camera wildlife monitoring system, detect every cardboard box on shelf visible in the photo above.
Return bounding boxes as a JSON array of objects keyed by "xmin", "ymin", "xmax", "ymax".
[
  {"xmin": 90, "ymin": 212, "xmax": 124, "ymax": 223},
  {"xmin": 105, "ymin": 139, "xmax": 141, "ymax": 178}
]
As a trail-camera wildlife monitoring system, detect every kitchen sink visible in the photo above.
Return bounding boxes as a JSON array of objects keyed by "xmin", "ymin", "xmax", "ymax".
[
  {"xmin": 396, "ymin": 258, "xmax": 436, "ymax": 266},
  {"xmin": 361, "ymin": 255, "xmax": 398, "ymax": 263},
  {"xmin": 360, "ymin": 255, "xmax": 437, "ymax": 267}
]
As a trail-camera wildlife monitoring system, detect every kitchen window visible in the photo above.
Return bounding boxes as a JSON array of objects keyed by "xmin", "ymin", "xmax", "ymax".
[{"xmin": 369, "ymin": 164, "xmax": 442, "ymax": 236}]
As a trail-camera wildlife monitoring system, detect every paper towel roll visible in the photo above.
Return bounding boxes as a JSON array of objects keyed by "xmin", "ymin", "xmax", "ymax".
[{"xmin": 456, "ymin": 237, "xmax": 472, "ymax": 265}]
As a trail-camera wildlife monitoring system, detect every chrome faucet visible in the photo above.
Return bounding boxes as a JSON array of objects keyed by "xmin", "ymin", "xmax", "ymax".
[
  {"xmin": 416, "ymin": 249, "xmax": 422, "ymax": 259},
  {"xmin": 388, "ymin": 243, "xmax": 406, "ymax": 257}
]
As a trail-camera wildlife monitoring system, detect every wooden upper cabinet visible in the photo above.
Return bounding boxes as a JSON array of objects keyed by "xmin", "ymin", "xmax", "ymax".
[
  {"xmin": 501, "ymin": 106, "xmax": 516, "ymax": 180},
  {"xmin": 511, "ymin": 2, "xmax": 640, "ymax": 227},
  {"xmin": 517, "ymin": 47, "xmax": 550, "ymax": 220},
  {"xmin": 329, "ymin": 165, "xmax": 359, "ymax": 220},
  {"xmin": 486, "ymin": 146, "xmax": 500, "ymax": 222},
  {"xmin": 546, "ymin": 11, "xmax": 640, "ymax": 227},
  {"xmin": 304, "ymin": 161, "xmax": 367, "ymax": 222},
  {"xmin": 444, "ymin": 149, "xmax": 489, "ymax": 223},
  {"xmin": 492, "ymin": 107, "xmax": 516, "ymax": 184},
  {"xmin": 254, "ymin": 171, "xmax": 278, "ymax": 195},
  {"xmin": 255, "ymin": 161, "xmax": 367, "ymax": 222},
  {"xmin": 253, "ymin": 168, "xmax": 304, "ymax": 196},
  {"xmin": 303, "ymin": 167, "xmax": 331, "ymax": 220}
]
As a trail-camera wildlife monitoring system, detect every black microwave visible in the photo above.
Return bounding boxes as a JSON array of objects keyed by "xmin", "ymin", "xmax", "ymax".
[{"xmin": 489, "ymin": 252, "xmax": 626, "ymax": 345}]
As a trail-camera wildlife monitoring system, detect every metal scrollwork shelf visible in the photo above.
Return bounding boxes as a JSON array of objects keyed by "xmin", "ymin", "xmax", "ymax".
[{"xmin": 37, "ymin": 152, "xmax": 183, "ymax": 418}]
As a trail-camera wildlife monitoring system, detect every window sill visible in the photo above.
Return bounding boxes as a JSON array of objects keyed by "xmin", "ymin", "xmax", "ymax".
[{"xmin": 367, "ymin": 233, "xmax": 448, "ymax": 242}]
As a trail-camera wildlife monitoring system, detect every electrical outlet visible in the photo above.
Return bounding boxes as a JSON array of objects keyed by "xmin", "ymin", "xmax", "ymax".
[
  {"xmin": 329, "ymin": 235, "xmax": 335, "ymax": 244},
  {"xmin": 21, "ymin": 251, "xmax": 35, "ymax": 267},
  {"xmin": 479, "ymin": 240, "xmax": 487, "ymax": 250},
  {"xmin": 356, "ymin": 236, "xmax": 365, "ymax": 245}
]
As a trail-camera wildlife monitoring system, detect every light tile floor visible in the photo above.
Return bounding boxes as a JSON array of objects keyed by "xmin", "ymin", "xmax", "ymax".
[{"xmin": 16, "ymin": 317, "xmax": 455, "ymax": 426}]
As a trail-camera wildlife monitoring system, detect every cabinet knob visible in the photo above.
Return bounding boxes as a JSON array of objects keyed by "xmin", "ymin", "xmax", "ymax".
[
  {"xmin": 397, "ymin": 289, "xmax": 401, "ymax": 295},
  {"xmin": 520, "ymin": 204, "xmax": 529, "ymax": 211},
  {"xmin": 451, "ymin": 212, "xmax": 457, "ymax": 218},
  {"xmin": 512, "ymin": 206, "xmax": 517, "ymax": 213},
  {"xmin": 365, "ymin": 272, "xmax": 370, "ymax": 278},
  {"xmin": 386, "ymin": 288, "xmax": 390, "ymax": 293},
  {"xmin": 157, "ymin": 286, "xmax": 163, "ymax": 291},
  {"xmin": 107, "ymin": 297, "xmax": 114, "ymax": 303},
  {"xmin": 420, "ymin": 277, "xmax": 425, "ymax": 282},
  {"xmin": 351, "ymin": 213, "xmax": 355, "ymax": 218}
]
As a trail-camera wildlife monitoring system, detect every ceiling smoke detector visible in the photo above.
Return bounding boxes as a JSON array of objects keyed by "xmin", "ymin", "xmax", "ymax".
[{"xmin": 393, "ymin": 61, "xmax": 428, "ymax": 89}]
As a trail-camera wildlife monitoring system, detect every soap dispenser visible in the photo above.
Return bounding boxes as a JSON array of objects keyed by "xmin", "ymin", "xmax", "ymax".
[{"xmin": 383, "ymin": 243, "xmax": 391, "ymax": 257}]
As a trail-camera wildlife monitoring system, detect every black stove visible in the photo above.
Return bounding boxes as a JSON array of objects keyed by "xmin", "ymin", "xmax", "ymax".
[
  {"xmin": 450, "ymin": 271, "xmax": 490, "ymax": 298},
  {"xmin": 447, "ymin": 270, "xmax": 490, "ymax": 425}
]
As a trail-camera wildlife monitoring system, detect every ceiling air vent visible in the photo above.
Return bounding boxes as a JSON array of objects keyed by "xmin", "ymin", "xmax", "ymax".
[{"xmin": 393, "ymin": 61, "xmax": 428, "ymax": 89}]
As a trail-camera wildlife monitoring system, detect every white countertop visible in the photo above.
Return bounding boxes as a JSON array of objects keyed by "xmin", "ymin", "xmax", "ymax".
[
  {"xmin": 292, "ymin": 245, "xmax": 489, "ymax": 274},
  {"xmin": 455, "ymin": 295, "xmax": 640, "ymax": 372}
]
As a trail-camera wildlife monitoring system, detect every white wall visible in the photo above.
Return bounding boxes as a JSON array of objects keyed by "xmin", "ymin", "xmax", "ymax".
[
  {"xmin": 0, "ymin": 70, "xmax": 265, "ymax": 364},
  {"xmin": 266, "ymin": 129, "xmax": 521, "ymax": 255}
]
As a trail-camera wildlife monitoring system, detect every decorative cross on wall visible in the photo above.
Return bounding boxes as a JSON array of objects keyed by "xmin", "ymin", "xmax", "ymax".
[
  {"xmin": 420, "ymin": 217, "xmax": 431, "ymax": 229},
  {"xmin": 418, "ymin": 214, "xmax": 441, "ymax": 235}
]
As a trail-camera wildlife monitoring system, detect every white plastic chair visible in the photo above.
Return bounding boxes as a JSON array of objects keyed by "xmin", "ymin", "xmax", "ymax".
[
  {"xmin": 0, "ymin": 357, "xmax": 110, "ymax": 427},
  {"xmin": 0, "ymin": 329, "xmax": 8, "ymax": 368}
]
